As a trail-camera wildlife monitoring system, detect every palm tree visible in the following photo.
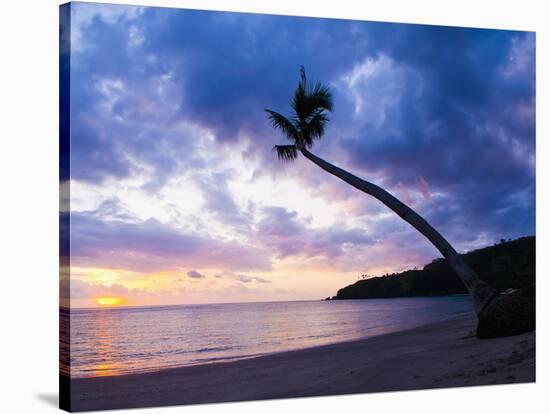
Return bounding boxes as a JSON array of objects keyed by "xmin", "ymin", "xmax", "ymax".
[{"xmin": 265, "ymin": 66, "xmax": 534, "ymax": 338}]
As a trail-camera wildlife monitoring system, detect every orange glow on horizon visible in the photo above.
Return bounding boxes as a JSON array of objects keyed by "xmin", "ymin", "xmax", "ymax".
[{"xmin": 96, "ymin": 297, "xmax": 123, "ymax": 306}]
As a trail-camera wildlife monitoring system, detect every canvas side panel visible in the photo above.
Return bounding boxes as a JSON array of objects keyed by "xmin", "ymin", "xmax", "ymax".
[{"xmin": 59, "ymin": 2, "xmax": 71, "ymax": 412}]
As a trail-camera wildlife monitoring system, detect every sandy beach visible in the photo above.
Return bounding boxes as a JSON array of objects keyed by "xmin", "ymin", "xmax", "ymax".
[{"xmin": 68, "ymin": 313, "xmax": 534, "ymax": 411}]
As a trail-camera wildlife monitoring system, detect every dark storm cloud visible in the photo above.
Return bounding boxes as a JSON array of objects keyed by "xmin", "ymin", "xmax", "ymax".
[
  {"xmin": 337, "ymin": 28, "xmax": 535, "ymax": 242},
  {"xmin": 139, "ymin": 8, "xmax": 375, "ymax": 142},
  {"xmin": 69, "ymin": 5, "xmax": 380, "ymax": 184},
  {"xmin": 69, "ymin": 3, "xmax": 535, "ymax": 262}
]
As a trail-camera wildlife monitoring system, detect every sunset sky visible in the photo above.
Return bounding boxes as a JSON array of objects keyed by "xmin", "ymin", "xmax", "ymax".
[{"xmin": 60, "ymin": 3, "xmax": 535, "ymax": 308}]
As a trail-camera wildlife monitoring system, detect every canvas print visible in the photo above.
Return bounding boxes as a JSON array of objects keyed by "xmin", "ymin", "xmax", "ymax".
[{"xmin": 59, "ymin": 2, "xmax": 536, "ymax": 412}]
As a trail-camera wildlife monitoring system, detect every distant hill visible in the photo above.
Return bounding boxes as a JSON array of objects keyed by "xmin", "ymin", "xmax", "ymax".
[{"xmin": 329, "ymin": 236, "xmax": 535, "ymax": 300}]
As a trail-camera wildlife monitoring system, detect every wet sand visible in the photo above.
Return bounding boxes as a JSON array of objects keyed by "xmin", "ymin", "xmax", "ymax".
[{"xmin": 68, "ymin": 313, "xmax": 535, "ymax": 411}]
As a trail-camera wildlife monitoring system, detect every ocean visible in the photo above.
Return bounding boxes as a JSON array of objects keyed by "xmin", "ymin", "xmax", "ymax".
[{"xmin": 61, "ymin": 296, "xmax": 474, "ymax": 378}]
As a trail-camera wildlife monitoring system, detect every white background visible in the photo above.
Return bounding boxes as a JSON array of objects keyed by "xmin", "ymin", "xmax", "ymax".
[{"xmin": 0, "ymin": 0, "xmax": 547, "ymax": 412}]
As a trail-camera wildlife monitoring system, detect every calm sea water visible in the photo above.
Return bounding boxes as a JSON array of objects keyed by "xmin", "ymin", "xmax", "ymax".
[{"xmin": 61, "ymin": 296, "xmax": 473, "ymax": 378}]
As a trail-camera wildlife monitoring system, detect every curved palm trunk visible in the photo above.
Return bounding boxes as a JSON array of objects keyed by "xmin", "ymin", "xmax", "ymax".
[{"xmin": 300, "ymin": 148, "xmax": 496, "ymax": 316}]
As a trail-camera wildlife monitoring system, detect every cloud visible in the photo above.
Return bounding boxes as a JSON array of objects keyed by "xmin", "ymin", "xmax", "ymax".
[
  {"xmin": 257, "ymin": 206, "xmax": 375, "ymax": 259},
  {"xmin": 61, "ymin": 279, "xmax": 139, "ymax": 300},
  {"xmin": 66, "ymin": 3, "xmax": 535, "ymax": 291},
  {"xmin": 418, "ymin": 176, "xmax": 431, "ymax": 201},
  {"xmin": 213, "ymin": 271, "xmax": 272, "ymax": 284},
  {"xmin": 70, "ymin": 2, "xmax": 144, "ymax": 53},
  {"xmin": 239, "ymin": 275, "xmax": 272, "ymax": 284},
  {"xmin": 195, "ymin": 171, "xmax": 253, "ymax": 231},
  {"xmin": 67, "ymin": 4, "xmax": 382, "ymax": 187},
  {"xmin": 330, "ymin": 30, "xmax": 535, "ymax": 246},
  {"xmin": 70, "ymin": 209, "xmax": 272, "ymax": 273},
  {"xmin": 187, "ymin": 270, "xmax": 205, "ymax": 279}
]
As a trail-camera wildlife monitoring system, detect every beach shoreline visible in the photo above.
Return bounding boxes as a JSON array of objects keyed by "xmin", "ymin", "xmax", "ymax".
[{"xmin": 68, "ymin": 313, "xmax": 535, "ymax": 411}]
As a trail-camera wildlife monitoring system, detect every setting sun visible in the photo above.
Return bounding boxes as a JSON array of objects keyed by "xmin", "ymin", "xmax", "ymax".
[{"xmin": 96, "ymin": 297, "xmax": 123, "ymax": 306}]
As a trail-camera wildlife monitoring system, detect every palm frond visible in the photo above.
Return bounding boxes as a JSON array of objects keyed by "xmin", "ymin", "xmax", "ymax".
[
  {"xmin": 291, "ymin": 65, "xmax": 310, "ymax": 122},
  {"xmin": 291, "ymin": 86, "xmax": 307, "ymax": 122},
  {"xmin": 273, "ymin": 144, "xmax": 298, "ymax": 162},
  {"xmin": 300, "ymin": 65, "xmax": 307, "ymax": 87},
  {"xmin": 305, "ymin": 110, "xmax": 330, "ymax": 140},
  {"xmin": 308, "ymin": 81, "xmax": 333, "ymax": 112},
  {"xmin": 265, "ymin": 109, "xmax": 299, "ymax": 142},
  {"xmin": 292, "ymin": 68, "xmax": 333, "ymax": 124}
]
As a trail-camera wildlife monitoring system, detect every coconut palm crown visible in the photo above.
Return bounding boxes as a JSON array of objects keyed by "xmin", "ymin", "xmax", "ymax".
[{"xmin": 265, "ymin": 66, "xmax": 333, "ymax": 161}]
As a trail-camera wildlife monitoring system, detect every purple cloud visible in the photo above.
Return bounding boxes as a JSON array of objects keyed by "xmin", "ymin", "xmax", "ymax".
[
  {"xmin": 66, "ymin": 3, "xmax": 535, "ymax": 279},
  {"xmin": 187, "ymin": 270, "xmax": 205, "ymax": 279},
  {"xmin": 257, "ymin": 206, "xmax": 375, "ymax": 259},
  {"xmin": 70, "ymin": 210, "xmax": 271, "ymax": 272}
]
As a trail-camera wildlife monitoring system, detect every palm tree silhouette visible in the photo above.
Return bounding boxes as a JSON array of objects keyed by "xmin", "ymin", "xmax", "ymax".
[{"xmin": 265, "ymin": 66, "xmax": 534, "ymax": 338}]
